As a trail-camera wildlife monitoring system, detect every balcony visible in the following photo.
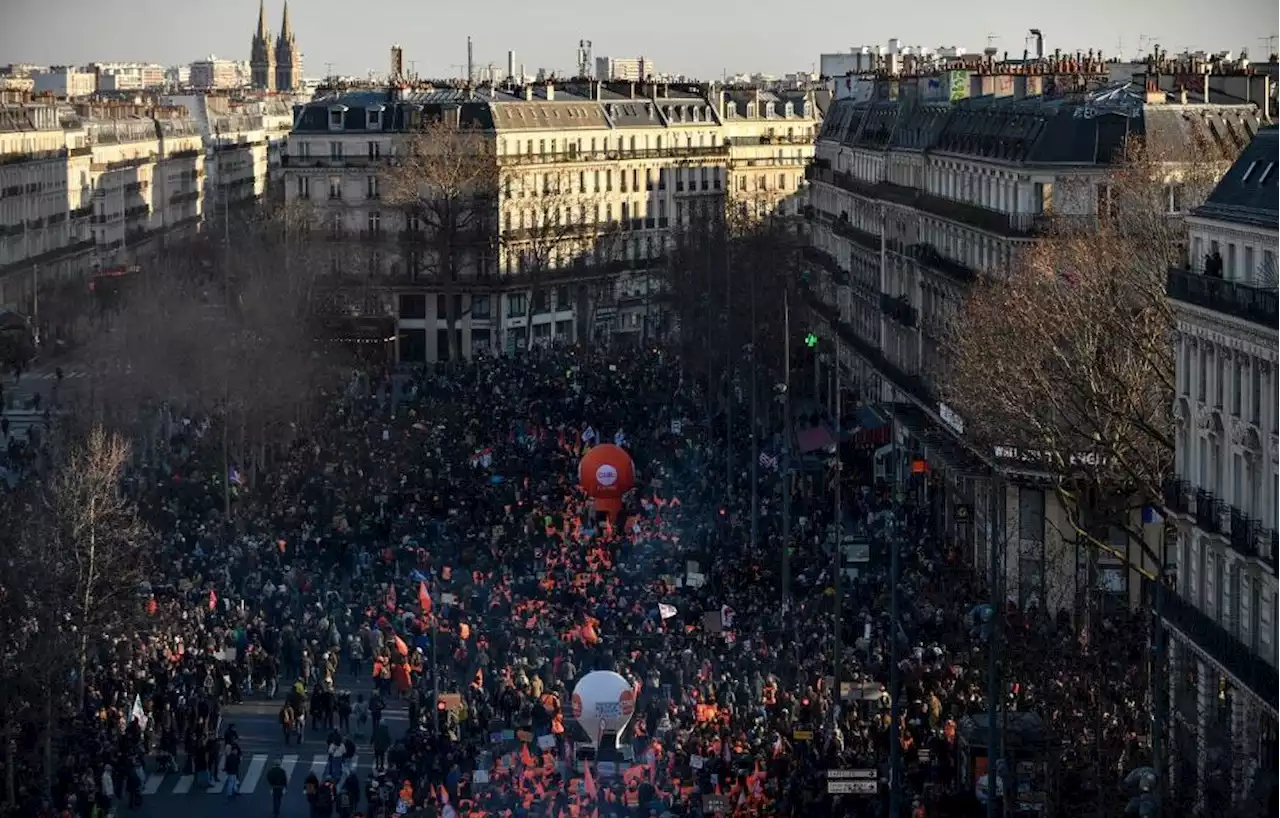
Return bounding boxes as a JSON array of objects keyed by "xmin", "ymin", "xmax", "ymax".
[
  {"xmin": 801, "ymin": 245, "xmax": 845, "ymax": 281},
  {"xmin": 1166, "ymin": 267, "xmax": 1278, "ymax": 329},
  {"xmin": 805, "ymin": 167, "xmax": 1052, "ymax": 238},
  {"xmin": 169, "ymin": 191, "xmax": 199, "ymax": 205},
  {"xmin": 0, "ymin": 148, "xmax": 67, "ymax": 167},
  {"xmin": 91, "ymin": 156, "xmax": 151, "ymax": 172},
  {"xmin": 1195, "ymin": 490, "xmax": 1223, "ymax": 535},
  {"xmin": 1229, "ymin": 509, "xmax": 1260, "ymax": 559},
  {"xmin": 1162, "ymin": 477, "xmax": 1192, "ymax": 516},
  {"xmin": 498, "ymin": 144, "xmax": 729, "ymax": 166},
  {"xmin": 0, "ymin": 238, "xmax": 95, "ymax": 277},
  {"xmin": 69, "ymin": 146, "xmax": 92, "ymax": 158},
  {"xmin": 880, "ymin": 293, "xmax": 918, "ymax": 327},
  {"xmin": 125, "ymin": 204, "xmax": 151, "ymax": 220},
  {"xmin": 900, "ymin": 242, "xmax": 978, "ymax": 284},
  {"xmin": 70, "ymin": 205, "xmax": 93, "ymax": 219},
  {"xmin": 1146, "ymin": 578, "xmax": 1278, "ymax": 710}
]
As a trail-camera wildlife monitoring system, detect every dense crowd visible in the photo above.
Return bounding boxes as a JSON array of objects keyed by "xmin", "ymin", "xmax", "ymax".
[{"xmin": 2, "ymin": 342, "xmax": 1153, "ymax": 818}]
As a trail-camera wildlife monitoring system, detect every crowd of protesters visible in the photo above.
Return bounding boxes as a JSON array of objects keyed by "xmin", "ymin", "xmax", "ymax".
[{"xmin": 0, "ymin": 341, "xmax": 1153, "ymax": 818}]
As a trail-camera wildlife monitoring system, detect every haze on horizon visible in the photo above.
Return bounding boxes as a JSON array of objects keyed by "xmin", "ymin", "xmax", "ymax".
[{"xmin": 1, "ymin": 0, "xmax": 1275, "ymax": 80}]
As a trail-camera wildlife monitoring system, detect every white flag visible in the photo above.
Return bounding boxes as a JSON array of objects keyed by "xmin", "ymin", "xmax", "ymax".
[
  {"xmin": 130, "ymin": 694, "xmax": 147, "ymax": 729},
  {"xmin": 670, "ymin": 419, "xmax": 682, "ymax": 435},
  {"xmin": 614, "ymin": 430, "xmax": 626, "ymax": 448},
  {"xmin": 582, "ymin": 426, "xmax": 597, "ymax": 444},
  {"xmin": 658, "ymin": 603, "xmax": 678, "ymax": 620}
]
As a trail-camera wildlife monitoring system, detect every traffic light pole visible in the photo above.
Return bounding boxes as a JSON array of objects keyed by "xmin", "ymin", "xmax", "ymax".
[{"xmin": 781, "ymin": 288, "xmax": 792, "ymax": 610}]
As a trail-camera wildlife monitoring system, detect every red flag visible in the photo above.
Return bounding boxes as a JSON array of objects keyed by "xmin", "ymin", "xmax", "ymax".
[
  {"xmin": 208, "ymin": 589, "xmax": 217, "ymax": 611},
  {"xmin": 418, "ymin": 582, "xmax": 432, "ymax": 615}
]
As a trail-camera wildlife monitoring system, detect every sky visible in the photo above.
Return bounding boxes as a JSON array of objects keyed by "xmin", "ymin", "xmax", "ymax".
[{"xmin": 1, "ymin": 0, "xmax": 1275, "ymax": 81}]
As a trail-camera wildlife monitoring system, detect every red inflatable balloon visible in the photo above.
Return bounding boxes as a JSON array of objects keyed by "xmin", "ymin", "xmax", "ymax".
[{"xmin": 578, "ymin": 443, "xmax": 635, "ymax": 519}]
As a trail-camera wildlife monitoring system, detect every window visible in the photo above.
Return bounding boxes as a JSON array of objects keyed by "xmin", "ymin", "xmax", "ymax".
[
  {"xmin": 605, "ymin": 170, "xmax": 612, "ymax": 192},
  {"xmin": 632, "ymin": 169, "xmax": 639, "ymax": 191},
  {"xmin": 778, "ymin": 172, "xmax": 787, "ymax": 190},
  {"xmin": 329, "ymin": 141, "xmax": 343, "ymax": 159},
  {"xmin": 399, "ymin": 294, "xmax": 426, "ymax": 320},
  {"xmin": 472, "ymin": 296, "xmax": 491, "ymax": 319},
  {"xmin": 367, "ymin": 211, "xmax": 381, "ymax": 234},
  {"xmin": 368, "ymin": 140, "xmax": 381, "ymax": 159},
  {"xmin": 1227, "ymin": 244, "xmax": 1238, "ymax": 280},
  {"xmin": 621, "ymin": 202, "xmax": 630, "ymax": 223},
  {"xmin": 295, "ymin": 176, "xmax": 310, "ymax": 199},
  {"xmin": 1252, "ymin": 363, "xmax": 1263, "ymax": 425},
  {"xmin": 593, "ymin": 170, "xmax": 600, "ymax": 192},
  {"xmin": 621, "ymin": 171, "xmax": 628, "ymax": 193},
  {"xmin": 366, "ymin": 176, "xmax": 379, "ymax": 199},
  {"xmin": 556, "ymin": 285, "xmax": 570, "ymax": 311},
  {"xmin": 1232, "ymin": 356, "xmax": 1242, "ymax": 417},
  {"xmin": 578, "ymin": 171, "xmax": 585, "ymax": 193},
  {"xmin": 1244, "ymin": 246, "xmax": 1255, "ymax": 284},
  {"xmin": 366, "ymin": 108, "xmax": 382, "ymax": 129},
  {"xmin": 1215, "ymin": 350, "xmax": 1224, "ymax": 408},
  {"xmin": 507, "ymin": 293, "xmax": 527, "ymax": 316},
  {"xmin": 328, "ymin": 109, "xmax": 343, "ymax": 128},
  {"xmin": 713, "ymin": 168, "xmax": 721, "ymax": 190},
  {"xmin": 328, "ymin": 177, "xmax": 342, "ymax": 200}
]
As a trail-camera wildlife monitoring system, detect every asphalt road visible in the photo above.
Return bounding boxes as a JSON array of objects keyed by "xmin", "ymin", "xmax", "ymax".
[
  {"xmin": 0, "ymin": 364, "xmax": 87, "ymax": 442},
  {"xmin": 131, "ymin": 676, "xmax": 410, "ymax": 818}
]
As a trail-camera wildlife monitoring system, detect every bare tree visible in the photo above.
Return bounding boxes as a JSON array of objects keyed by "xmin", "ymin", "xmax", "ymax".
[
  {"xmin": 944, "ymin": 135, "xmax": 1241, "ymax": 570},
  {"xmin": 382, "ymin": 116, "xmax": 498, "ymax": 361},
  {"xmin": 500, "ymin": 170, "xmax": 614, "ymax": 321},
  {"xmin": 42, "ymin": 426, "xmax": 150, "ymax": 702}
]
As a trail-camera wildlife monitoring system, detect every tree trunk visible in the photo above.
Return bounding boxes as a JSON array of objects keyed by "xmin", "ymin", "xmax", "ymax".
[
  {"xmin": 43, "ymin": 685, "xmax": 53, "ymax": 801},
  {"xmin": 5, "ymin": 708, "xmax": 16, "ymax": 810}
]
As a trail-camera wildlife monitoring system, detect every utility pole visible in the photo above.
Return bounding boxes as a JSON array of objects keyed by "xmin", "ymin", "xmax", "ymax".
[
  {"xmin": 749, "ymin": 261, "xmax": 759, "ymax": 551},
  {"xmin": 432, "ymin": 576, "xmax": 441, "ymax": 733},
  {"xmin": 221, "ymin": 156, "xmax": 232, "ymax": 525},
  {"xmin": 831, "ymin": 351, "xmax": 844, "ymax": 731},
  {"xmin": 987, "ymin": 475, "xmax": 1004, "ymax": 818},
  {"xmin": 780, "ymin": 287, "xmax": 792, "ymax": 609},
  {"xmin": 888, "ymin": 427, "xmax": 903, "ymax": 818},
  {"xmin": 724, "ymin": 233, "xmax": 733, "ymax": 503}
]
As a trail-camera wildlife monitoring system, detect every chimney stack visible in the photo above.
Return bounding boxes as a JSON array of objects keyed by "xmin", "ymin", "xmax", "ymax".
[
  {"xmin": 545, "ymin": 80, "xmax": 555, "ymax": 101},
  {"xmin": 466, "ymin": 36, "xmax": 474, "ymax": 84},
  {"xmin": 507, "ymin": 50, "xmax": 515, "ymax": 82}
]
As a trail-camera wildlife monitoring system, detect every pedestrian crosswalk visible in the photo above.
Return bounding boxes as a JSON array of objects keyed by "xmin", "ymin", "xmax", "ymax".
[
  {"xmin": 0, "ymin": 409, "xmax": 48, "ymax": 442},
  {"xmin": 142, "ymin": 752, "xmax": 373, "ymax": 797}
]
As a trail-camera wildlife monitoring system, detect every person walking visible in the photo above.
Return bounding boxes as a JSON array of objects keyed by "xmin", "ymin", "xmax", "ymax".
[
  {"xmin": 223, "ymin": 742, "xmax": 242, "ymax": 797},
  {"xmin": 266, "ymin": 758, "xmax": 289, "ymax": 817}
]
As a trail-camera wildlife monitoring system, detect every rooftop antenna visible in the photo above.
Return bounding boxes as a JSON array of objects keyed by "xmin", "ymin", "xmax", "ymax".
[
  {"xmin": 466, "ymin": 36, "xmax": 474, "ymax": 84},
  {"xmin": 324, "ymin": 61, "xmax": 334, "ymax": 80},
  {"xmin": 1260, "ymin": 35, "xmax": 1279, "ymax": 57}
]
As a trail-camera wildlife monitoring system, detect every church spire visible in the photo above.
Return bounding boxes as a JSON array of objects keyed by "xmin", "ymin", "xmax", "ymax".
[
  {"xmin": 279, "ymin": 0, "xmax": 294, "ymax": 41},
  {"xmin": 255, "ymin": 0, "xmax": 269, "ymax": 40}
]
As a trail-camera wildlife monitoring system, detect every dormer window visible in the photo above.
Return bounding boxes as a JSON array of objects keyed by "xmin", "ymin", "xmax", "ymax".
[
  {"xmin": 328, "ymin": 106, "xmax": 348, "ymax": 130},
  {"xmin": 367, "ymin": 107, "xmax": 384, "ymax": 130}
]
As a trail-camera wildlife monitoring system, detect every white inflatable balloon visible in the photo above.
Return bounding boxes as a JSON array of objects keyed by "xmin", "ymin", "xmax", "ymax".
[{"xmin": 571, "ymin": 671, "xmax": 636, "ymax": 747}]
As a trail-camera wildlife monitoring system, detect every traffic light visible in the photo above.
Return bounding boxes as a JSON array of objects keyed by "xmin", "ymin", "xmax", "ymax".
[{"xmin": 804, "ymin": 332, "xmax": 818, "ymax": 348}]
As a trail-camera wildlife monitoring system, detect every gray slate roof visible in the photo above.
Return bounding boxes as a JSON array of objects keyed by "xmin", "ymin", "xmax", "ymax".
[
  {"xmin": 1193, "ymin": 127, "xmax": 1279, "ymax": 229},
  {"xmin": 817, "ymin": 84, "xmax": 1267, "ymax": 168}
]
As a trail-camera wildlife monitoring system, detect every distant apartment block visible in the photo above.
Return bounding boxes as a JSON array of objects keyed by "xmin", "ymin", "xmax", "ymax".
[
  {"xmin": 0, "ymin": 101, "xmax": 209, "ymax": 320},
  {"xmin": 31, "ymin": 67, "xmax": 96, "ymax": 98},
  {"xmin": 595, "ymin": 57, "xmax": 651, "ymax": 82},
  {"xmin": 189, "ymin": 57, "xmax": 250, "ymax": 90},
  {"xmin": 93, "ymin": 62, "xmax": 167, "ymax": 91}
]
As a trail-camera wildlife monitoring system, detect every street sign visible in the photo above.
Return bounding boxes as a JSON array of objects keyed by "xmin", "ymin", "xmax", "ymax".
[{"xmin": 828, "ymin": 769, "xmax": 878, "ymax": 795}]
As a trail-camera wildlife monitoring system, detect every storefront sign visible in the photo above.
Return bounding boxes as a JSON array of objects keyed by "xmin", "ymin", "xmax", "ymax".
[{"xmin": 939, "ymin": 403, "xmax": 965, "ymax": 436}]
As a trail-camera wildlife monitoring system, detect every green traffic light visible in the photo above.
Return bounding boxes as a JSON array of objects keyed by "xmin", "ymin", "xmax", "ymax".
[{"xmin": 804, "ymin": 333, "xmax": 818, "ymax": 348}]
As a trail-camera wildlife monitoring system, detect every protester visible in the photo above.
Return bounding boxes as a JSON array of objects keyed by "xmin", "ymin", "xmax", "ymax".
[{"xmin": 6, "ymin": 342, "xmax": 1149, "ymax": 818}]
